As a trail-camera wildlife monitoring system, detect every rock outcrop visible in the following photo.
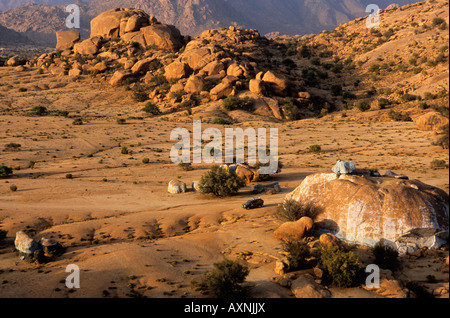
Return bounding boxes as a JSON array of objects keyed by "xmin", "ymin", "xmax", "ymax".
[
  {"xmin": 56, "ymin": 30, "xmax": 80, "ymax": 50},
  {"xmin": 285, "ymin": 173, "xmax": 449, "ymax": 247},
  {"xmin": 273, "ymin": 217, "xmax": 314, "ymax": 242},
  {"xmin": 416, "ymin": 112, "xmax": 449, "ymax": 131}
]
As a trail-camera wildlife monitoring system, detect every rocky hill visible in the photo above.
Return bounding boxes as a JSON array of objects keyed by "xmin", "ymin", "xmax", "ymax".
[
  {"xmin": 0, "ymin": 0, "xmax": 419, "ymax": 47},
  {"xmin": 14, "ymin": 0, "xmax": 448, "ymax": 128}
]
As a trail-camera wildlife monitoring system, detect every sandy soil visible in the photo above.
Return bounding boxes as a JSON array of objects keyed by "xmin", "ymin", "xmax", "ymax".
[{"xmin": 0, "ymin": 67, "xmax": 448, "ymax": 298}]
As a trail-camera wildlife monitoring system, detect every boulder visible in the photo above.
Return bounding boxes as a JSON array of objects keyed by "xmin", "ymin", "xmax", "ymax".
[
  {"xmin": 181, "ymin": 47, "xmax": 214, "ymax": 71},
  {"xmin": 121, "ymin": 31, "xmax": 146, "ymax": 48},
  {"xmin": 274, "ymin": 260, "xmax": 288, "ymax": 275},
  {"xmin": 291, "ymin": 274, "xmax": 331, "ymax": 298},
  {"xmin": 319, "ymin": 233, "xmax": 340, "ymax": 248},
  {"xmin": 141, "ymin": 24, "xmax": 184, "ymax": 52},
  {"xmin": 363, "ymin": 269, "xmax": 408, "ymax": 298},
  {"xmin": 202, "ymin": 60, "xmax": 225, "ymax": 76},
  {"xmin": 235, "ymin": 164, "xmax": 256, "ymax": 183},
  {"xmin": 131, "ymin": 57, "xmax": 157, "ymax": 74},
  {"xmin": 40, "ymin": 237, "xmax": 64, "ymax": 257},
  {"xmin": 396, "ymin": 228, "xmax": 448, "ymax": 255},
  {"xmin": 168, "ymin": 180, "xmax": 187, "ymax": 194},
  {"xmin": 56, "ymin": 30, "xmax": 80, "ymax": 50},
  {"xmin": 6, "ymin": 55, "xmax": 20, "ymax": 66},
  {"xmin": 165, "ymin": 61, "xmax": 192, "ymax": 81},
  {"xmin": 94, "ymin": 61, "xmax": 107, "ymax": 72},
  {"xmin": 226, "ymin": 62, "xmax": 244, "ymax": 77},
  {"xmin": 109, "ymin": 70, "xmax": 133, "ymax": 87},
  {"xmin": 415, "ymin": 112, "xmax": 449, "ymax": 131},
  {"xmin": 124, "ymin": 14, "xmax": 149, "ymax": 33},
  {"xmin": 69, "ymin": 68, "xmax": 82, "ymax": 77},
  {"xmin": 249, "ymin": 79, "xmax": 266, "ymax": 96},
  {"xmin": 90, "ymin": 8, "xmax": 149, "ymax": 38},
  {"xmin": 210, "ymin": 81, "xmax": 233, "ymax": 100},
  {"xmin": 262, "ymin": 71, "xmax": 289, "ymax": 95},
  {"xmin": 332, "ymin": 160, "xmax": 356, "ymax": 175},
  {"xmin": 273, "ymin": 217, "xmax": 314, "ymax": 242},
  {"xmin": 184, "ymin": 75, "xmax": 204, "ymax": 94},
  {"xmin": 285, "ymin": 173, "xmax": 449, "ymax": 247},
  {"xmin": 73, "ymin": 37, "xmax": 102, "ymax": 56},
  {"xmin": 15, "ymin": 231, "xmax": 40, "ymax": 254}
]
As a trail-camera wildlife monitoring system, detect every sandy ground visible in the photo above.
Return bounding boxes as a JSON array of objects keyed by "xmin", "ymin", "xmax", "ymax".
[{"xmin": 0, "ymin": 67, "xmax": 448, "ymax": 298}]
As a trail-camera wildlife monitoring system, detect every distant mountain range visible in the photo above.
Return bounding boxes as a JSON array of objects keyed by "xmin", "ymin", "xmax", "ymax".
[{"xmin": 0, "ymin": 0, "xmax": 419, "ymax": 47}]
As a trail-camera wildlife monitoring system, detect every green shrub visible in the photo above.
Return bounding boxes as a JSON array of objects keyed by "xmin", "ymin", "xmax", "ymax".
[
  {"xmin": 29, "ymin": 106, "xmax": 48, "ymax": 116},
  {"xmin": 435, "ymin": 124, "xmax": 449, "ymax": 149},
  {"xmin": 53, "ymin": 110, "xmax": 69, "ymax": 117},
  {"xmin": 142, "ymin": 102, "xmax": 161, "ymax": 116},
  {"xmin": 388, "ymin": 110, "xmax": 412, "ymax": 122},
  {"xmin": 117, "ymin": 118, "xmax": 127, "ymax": 125},
  {"xmin": 318, "ymin": 246, "xmax": 365, "ymax": 288},
  {"xmin": 309, "ymin": 144, "xmax": 322, "ymax": 153},
  {"xmin": 4, "ymin": 143, "xmax": 21, "ymax": 151},
  {"xmin": 121, "ymin": 146, "xmax": 129, "ymax": 154},
  {"xmin": 282, "ymin": 240, "xmax": 311, "ymax": 271},
  {"xmin": 65, "ymin": 173, "xmax": 73, "ymax": 179},
  {"xmin": 331, "ymin": 84, "xmax": 343, "ymax": 96},
  {"xmin": 0, "ymin": 165, "xmax": 13, "ymax": 178},
  {"xmin": 199, "ymin": 166, "xmax": 245, "ymax": 197},
  {"xmin": 282, "ymin": 98, "xmax": 301, "ymax": 121},
  {"xmin": 203, "ymin": 259, "xmax": 249, "ymax": 298},
  {"xmin": 378, "ymin": 98, "xmax": 390, "ymax": 109},
  {"xmin": 401, "ymin": 94, "xmax": 419, "ymax": 102},
  {"xmin": 430, "ymin": 159, "xmax": 448, "ymax": 169},
  {"xmin": 372, "ymin": 242, "xmax": 399, "ymax": 270},
  {"xmin": 178, "ymin": 162, "xmax": 194, "ymax": 171},
  {"xmin": 72, "ymin": 118, "xmax": 83, "ymax": 125},
  {"xmin": 9, "ymin": 184, "xmax": 17, "ymax": 192},
  {"xmin": 142, "ymin": 157, "xmax": 150, "ymax": 164},
  {"xmin": 212, "ymin": 117, "xmax": 231, "ymax": 125},
  {"xmin": 222, "ymin": 96, "xmax": 255, "ymax": 112},
  {"xmin": 356, "ymin": 100, "xmax": 371, "ymax": 112},
  {"xmin": 132, "ymin": 83, "xmax": 149, "ymax": 102},
  {"xmin": 275, "ymin": 199, "xmax": 319, "ymax": 221}
]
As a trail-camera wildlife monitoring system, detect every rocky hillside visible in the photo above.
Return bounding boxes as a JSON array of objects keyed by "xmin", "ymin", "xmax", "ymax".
[
  {"xmin": 276, "ymin": 0, "xmax": 449, "ymax": 123},
  {"xmin": 9, "ymin": 1, "xmax": 448, "ymax": 128},
  {"xmin": 0, "ymin": 0, "xmax": 419, "ymax": 47}
]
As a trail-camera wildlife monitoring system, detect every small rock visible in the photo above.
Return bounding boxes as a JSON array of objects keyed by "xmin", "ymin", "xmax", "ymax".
[
  {"xmin": 291, "ymin": 274, "xmax": 331, "ymax": 298},
  {"xmin": 168, "ymin": 180, "xmax": 187, "ymax": 194}
]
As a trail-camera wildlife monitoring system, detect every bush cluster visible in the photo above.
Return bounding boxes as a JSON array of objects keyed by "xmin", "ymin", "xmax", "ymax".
[{"xmin": 199, "ymin": 166, "xmax": 245, "ymax": 197}]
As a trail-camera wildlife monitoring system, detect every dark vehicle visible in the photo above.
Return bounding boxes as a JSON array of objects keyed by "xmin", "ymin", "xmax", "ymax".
[{"xmin": 242, "ymin": 198, "xmax": 264, "ymax": 209}]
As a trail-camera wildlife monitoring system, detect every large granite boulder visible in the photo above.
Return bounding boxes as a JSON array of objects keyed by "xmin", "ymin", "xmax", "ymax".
[
  {"xmin": 415, "ymin": 112, "xmax": 449, "ymax": 131},
  {"xmin": 73, "ymin": 36, "xmax": 102, "ymax": 56},
  {"xmin": 285, "ymin": 173, "xmax": 449, "ymax": 248},
  {"xmin": 273, "ymin": 217, "xmax": 314, "ymax": 242},
  {"xmin": 56, "ymin": 30, "xmax": 80, "ymax": 50},
  {"xmin": 90, "ymin": 8, "xmax": 150, "ymax": 38},
  {"xmin": 140, "ymin": 24, "xmax": 184, "ymax": 52}
]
